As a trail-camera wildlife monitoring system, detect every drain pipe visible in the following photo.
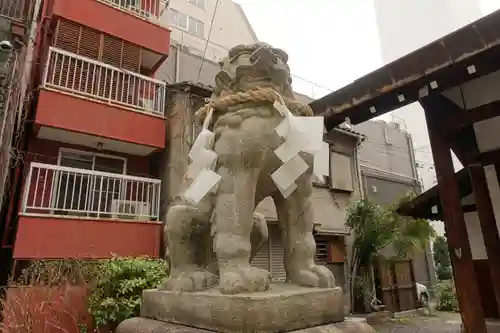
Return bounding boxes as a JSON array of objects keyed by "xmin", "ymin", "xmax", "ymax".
[
  {"xmin": 15, "ymin": 0, "xmax": 43, "ymax": 132},
  {"xmin": 1, "ymin": 0, "xmax": 43, "ymax": 248},
  {"xmin": 175, "ymin": 44, "xmax": 180, "ymax": 82}
]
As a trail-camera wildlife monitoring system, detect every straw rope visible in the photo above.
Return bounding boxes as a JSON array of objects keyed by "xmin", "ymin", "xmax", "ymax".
[{"xmin": 195, "ymin": 87, "xmax": 314, "ymax": 124}]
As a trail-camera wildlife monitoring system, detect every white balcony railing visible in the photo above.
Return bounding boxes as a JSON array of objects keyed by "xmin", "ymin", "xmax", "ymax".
[
  {"xmin": 97, "ymin": 0, "xmax": 167, "ymax": 25},
  {"xmin": 43, "ymin": 47, "xmax": 166, "ymax": 117},
  {"xmin": 22, "ymin": 163, "xmax": 161, "ymax": 221}
]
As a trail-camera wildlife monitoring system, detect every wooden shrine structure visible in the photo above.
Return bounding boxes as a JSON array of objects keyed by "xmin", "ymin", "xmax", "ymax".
[{"xmin": 312, "ymin": 9, "xmax": 500, "ymax": 333}]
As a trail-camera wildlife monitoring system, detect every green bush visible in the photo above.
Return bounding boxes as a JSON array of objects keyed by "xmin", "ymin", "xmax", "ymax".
[
  {"xmin": 436, "ymin": 280, "xmax": 459, "ymax": 312},
  {"xmin": 436, "ymin": 264, "xmax": 453, "ymax": 281},
  {"xmin": 87, "ymin": 256, "xmax": 167, "ymax": 329}
]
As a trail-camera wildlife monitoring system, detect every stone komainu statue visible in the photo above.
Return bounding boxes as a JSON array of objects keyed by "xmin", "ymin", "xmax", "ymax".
[{"xmin": 162, "ymin": 43, "xmax": 335, "ymax": 294}]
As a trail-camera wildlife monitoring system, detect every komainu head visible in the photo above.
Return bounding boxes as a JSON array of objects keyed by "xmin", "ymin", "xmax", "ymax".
[{"xmin": 214, "ymin": 43, "xmax": 295, "ymax": 99}]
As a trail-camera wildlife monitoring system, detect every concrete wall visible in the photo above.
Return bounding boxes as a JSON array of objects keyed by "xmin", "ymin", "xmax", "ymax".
[
  {"xmin": 155, "ymin": 45, "xmax": 220, "ymax": 87},
  {"xmin": 363, "ymin": 176, "xmax": 416, "ymax": 206},
  {"xmin": 355, "ymin": 120, "xmax": 436, "ymax": 286},
  {"xmin": 163, "ymin": 0, "xmax": 258, "ymax": 62},
  {"xmin": 354, "ymin": 120, "xmax": 419, "ymax": 180}
]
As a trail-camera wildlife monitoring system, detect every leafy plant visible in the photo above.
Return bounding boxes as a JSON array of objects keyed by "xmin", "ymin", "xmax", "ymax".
[
  {"xmin": 436, "ymin": 280, "xmax": 458, "ymax": 312},
  {"xmin": 346, "ymin": 198, "xmax": 436, "ymax": 312},
  {"xmin": 433, "ymin": 236, "xmax": 453, "ymax": 281},
  {"xmin": 87, "ymin": 256, "xmax": 167, "ymax": 330}
]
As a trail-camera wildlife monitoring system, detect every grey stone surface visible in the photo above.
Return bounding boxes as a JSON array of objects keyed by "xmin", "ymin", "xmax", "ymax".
[
  {"xmin": 140, "ymin": 284, "xmax": 344, "ymax": 333},
  {"xmin": 117, "ymin": 317, "xmax": 375, "ymax": 333},
  {"xmin": 372, "ymin": 312, "xmax": 462, "ymax": 333},
  {"xmin": 162, "ymin": 42, "xmax": 335, "ymax": 295},
  {"xmin": 118, "ymin": 42, "xmax": 356, "ymax": 333}
]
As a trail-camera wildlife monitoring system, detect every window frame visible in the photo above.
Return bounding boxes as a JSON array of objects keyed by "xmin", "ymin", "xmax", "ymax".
[
  {"xmin": 188, "ymin": 0, "xmax": 206, "ymax": 10},
  {"xmin": 329, "ymin": 150, "xmax": 355, "ymax": 193},
  {"xmin": 188, "ymin": 16, "xmax": 204, "ymax": 37},
  {"xmin": 57, "ymin": 148, "xmax": 128, "ymax": 174},
  {"xmin": 169, "ymin": 8, "xmax": 188, "ymax": 29}
]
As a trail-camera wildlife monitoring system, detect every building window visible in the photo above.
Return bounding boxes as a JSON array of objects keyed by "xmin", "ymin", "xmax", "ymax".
[
  {"xmin": 188, "ymin": 17, "xmax": 204, "ymax": 37},
  {"xmin": 188, "ymin": 0, "xmax": 206, "ymax": 9},
  {"xmin": 169, "ymin": 9, "xmax": 188, "ymax": 29},
  {"xmin": 330, "ymin": 151, "xmax": 354, "ymax": 192},
  {"xmin": 58, "ymin": 149, "xmax": 127, "ymax": 174}
]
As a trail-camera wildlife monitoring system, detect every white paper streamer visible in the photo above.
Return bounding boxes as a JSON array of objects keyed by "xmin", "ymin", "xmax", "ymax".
[
  {"xmin": 184, "ymin": 107, "xmax": 221, "ymax": 204},
  {"xmin": 271, "ymin": 99, "xmax": 328, "ymax": 197}
]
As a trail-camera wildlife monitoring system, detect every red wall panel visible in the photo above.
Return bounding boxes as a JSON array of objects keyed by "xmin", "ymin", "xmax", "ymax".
[
  {"xmin": 13, "ymin": 216, "xmax": 162, "ymax": 259},
  {"xmin": 35, "ymin": 90, "xmax": 166, "ymax": 149},
  {"xmin": 51, "ymin": 0, "xmax": 170, "ymax": 55},
  {"xmin": 27, "ymin": 138, "xmax": 150, "ymax": 176},
  {"xmin": 20, "ymin": 138, "xmax": 156, "ymax": 216}
]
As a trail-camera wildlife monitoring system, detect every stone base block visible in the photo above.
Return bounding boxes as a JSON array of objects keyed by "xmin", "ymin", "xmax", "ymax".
[
  {"xmin": 117, "ymin": 317, "xmax": 375, "ymax": 333},
  {"xmin": 139, "ymin": 284, "xmax": 345, "ymax": 333}
]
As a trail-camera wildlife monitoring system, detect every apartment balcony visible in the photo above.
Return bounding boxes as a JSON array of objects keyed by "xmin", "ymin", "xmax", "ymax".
[
  {"xmin": 35, "ymin": 47, "xmax": 166, "ymax": 155},
  {"xmin": 0, "ymin": 0, "xmax": 35, "ymax": 36},
  {"xmin": 2, "ymin": 0, "xmax": 34, "ymax": 21},
  {"xmin": 51, "ymin": 0, "xmax": 170, "ymax": 58},
  {"xmin": 14, "ymin": 162, "xmax": 162, "ymax": 259}
]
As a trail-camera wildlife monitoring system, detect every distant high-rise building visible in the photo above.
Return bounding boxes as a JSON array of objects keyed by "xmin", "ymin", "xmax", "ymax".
[
  {"xmin": 374, "ymin": 0, "xmax": 482, "ymax": 64},
  {"xmin": 373, "ymin": 0, "xmax": 483, "ymax": 237},
  {"xmin": 373, "ymin": 0, "xmax": 483, "ymax": 192}
]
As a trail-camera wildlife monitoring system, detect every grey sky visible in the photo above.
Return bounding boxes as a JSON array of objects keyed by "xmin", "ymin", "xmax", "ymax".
[{"xmin": 236, "ymin": 0, "xmax": 500, "ymax": 99}]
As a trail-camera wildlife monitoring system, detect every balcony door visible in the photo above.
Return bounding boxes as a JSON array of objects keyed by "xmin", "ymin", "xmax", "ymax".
[{"xmin": 54, "ymin": 149, "xmax": 126, "ymax": 217}]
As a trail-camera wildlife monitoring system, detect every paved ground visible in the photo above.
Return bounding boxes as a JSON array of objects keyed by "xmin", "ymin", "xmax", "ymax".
[{"xmin": 372, "ymin": 311, "xmax": 462, "ymax": 333}]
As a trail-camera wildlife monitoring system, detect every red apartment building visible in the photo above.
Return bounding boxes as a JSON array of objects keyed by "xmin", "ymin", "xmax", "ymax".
[{"xmin": 1, "ymin": 0, "xmax": 171, "ymax": 274}]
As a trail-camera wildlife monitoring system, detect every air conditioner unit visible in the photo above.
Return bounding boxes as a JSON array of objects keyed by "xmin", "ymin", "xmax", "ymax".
[
  {"xmin": 140, "ymin": 98, "xmax": 155, "ymax": 110},
  {"xmin": 140, "ymin": 9, "xmax": 152, "ymax": 18},
  {"xmin": 111, "ymin": 199, "xmax": 150, "ymax": 220},
  {"xmin": 127, "ymin": 4, "xmax": 139, "ymax": 12}
]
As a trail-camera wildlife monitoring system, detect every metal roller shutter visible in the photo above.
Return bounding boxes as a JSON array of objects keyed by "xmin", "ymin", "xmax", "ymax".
[
  {"xmin": 315, "ymin": 235, "xmax": 329, "ymax": 265},
  {"xmin": 54, "ymin": 19, "xmax": 141, "ymax": 72},
  {"xmin": 269, "ymin": 224, "xmax": 286, "ymax": 282},
  {"xmin": 250, "ymin": 240, "xmax": 270, "ymax": 272}
]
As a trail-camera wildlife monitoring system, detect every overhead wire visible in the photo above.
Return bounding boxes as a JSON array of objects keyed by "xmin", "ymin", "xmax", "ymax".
[{"xmin": 196, "ymin": 0, "xmax": 221, "ymax": 83}]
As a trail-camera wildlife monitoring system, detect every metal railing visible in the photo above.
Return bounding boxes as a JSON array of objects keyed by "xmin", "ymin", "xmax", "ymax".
[
  {"xmin": 21, "ymin": 162, "xmax": 162, "ymax": 221},
  {"xmin": 0, "ymin": 0, "xmax": 30, "ymax": 22},
  {"xmin": 97, "ymin": 0, "xmax": 168, "ymax": 25},
  {"xmin": 43, "ymin": 47, "xmax": 166, "ymax": 117},
  {"xmin": 0, "ymin": 50, "xmax": 21, "ymax": 210}
]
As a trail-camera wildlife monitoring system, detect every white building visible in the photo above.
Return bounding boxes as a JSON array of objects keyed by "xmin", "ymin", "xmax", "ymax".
[{"xmin": 164, "ymin": 0, "xmax": 258, "ymax": 63}]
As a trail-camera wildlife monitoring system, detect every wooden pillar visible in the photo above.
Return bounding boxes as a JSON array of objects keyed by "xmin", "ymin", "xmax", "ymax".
[
  {"xmin": 469, "ymin": 163, "xmax": 500, "ymax": 316},
  {"xmin": 421, "ymin": 97, "xmax": 486, "ymax": 333}
]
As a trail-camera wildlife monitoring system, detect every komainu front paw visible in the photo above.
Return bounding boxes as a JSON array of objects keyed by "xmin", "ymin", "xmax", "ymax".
[
  {"xmin": 288, "ymin": 264, "xmax": 336, "ymax": 288},
  {"xmin": 159, "ymin": 270, "xmax": 218, "ymax": 292},
  {"xmin": 219, "ymin": 266, "xmax": 271, "ymax": 294}
]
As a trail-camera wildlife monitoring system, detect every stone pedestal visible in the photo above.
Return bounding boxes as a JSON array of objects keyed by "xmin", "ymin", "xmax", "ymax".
[
  {"xmin": 137, "ymin": 284, "xmax": 346, "ymax": 333},
  {"xmin": 117, "ymin": 317, "xmax": 376, "ymax": 333}
]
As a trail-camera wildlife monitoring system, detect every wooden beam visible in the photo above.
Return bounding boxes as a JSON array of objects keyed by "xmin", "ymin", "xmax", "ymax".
[
  {"xmin": 446, "ymin": 100, "xmax": 500, "ymax": 136},
  {"xmin": 463, "ymin": 204, "xmax": 477, "ymax": 213},
  {"xmin": 450, "ymin": 126, "xmax": 479, "ymax": 166},
  {"xmin": 421, "ymin": 96, "xmax": 487, "ymax": 333},
  {"xmin": 478, "ymin": 147, "xmax": 500, "ymax": 166},
  {"xmin": 469, "ymin": 164, "xmax": 500, "ymax": 317},
  {"xmin": 417, "ymin": 95, "xmax": 479, "ymax": 166}
]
